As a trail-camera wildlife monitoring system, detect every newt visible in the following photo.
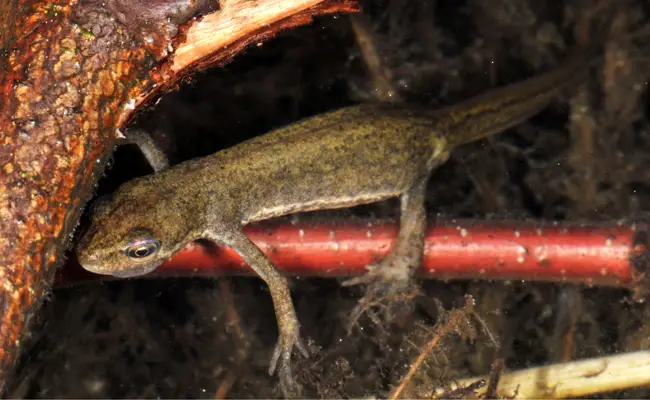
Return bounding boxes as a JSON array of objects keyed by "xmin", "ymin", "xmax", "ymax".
[{"xmin": 76, "ymin": 48, "xmax": 595, "ymax": 393}]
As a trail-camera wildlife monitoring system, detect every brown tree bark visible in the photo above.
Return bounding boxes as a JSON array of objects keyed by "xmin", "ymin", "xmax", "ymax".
[{"xmin": 0, "ymin": 0, "xmax": 357, "ymax": 391}]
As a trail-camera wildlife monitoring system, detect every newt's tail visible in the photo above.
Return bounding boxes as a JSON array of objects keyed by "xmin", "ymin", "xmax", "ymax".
[{"xmin": 433, "ymin": 45, "xmax": 599, "ymax": 148}]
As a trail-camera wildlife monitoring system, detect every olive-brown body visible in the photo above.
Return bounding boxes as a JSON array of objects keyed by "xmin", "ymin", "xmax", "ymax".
[{"xmin": 76, "ymin": 49, "xmax": 593, "ymax": 393}]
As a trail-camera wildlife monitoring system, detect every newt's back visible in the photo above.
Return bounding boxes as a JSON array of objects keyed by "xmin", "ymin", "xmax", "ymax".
[
  {"xmin": 199, "ymin": 104, "xmax": 448, "ymax": 222},
  {"xmin": 148, "ymin": 45, "xmax": 595, "ymax": 225}
]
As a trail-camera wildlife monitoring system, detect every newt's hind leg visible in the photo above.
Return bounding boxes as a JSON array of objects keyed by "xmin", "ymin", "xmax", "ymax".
[{"xmin": 342, "ymin": 173, "xmax": 429, "ymax": 328}]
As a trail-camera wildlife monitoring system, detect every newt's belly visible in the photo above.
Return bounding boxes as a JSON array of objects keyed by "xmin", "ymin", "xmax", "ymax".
[
  {"xmin": 243, "ymin": 189, "xmax": 403, "ymax": 223},
  {"xmin": 237, "ymin": 137, "xmax": 431, "ymax": 222}
]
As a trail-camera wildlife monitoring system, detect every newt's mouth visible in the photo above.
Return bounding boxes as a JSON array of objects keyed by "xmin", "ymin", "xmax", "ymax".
[
  {"xmin": 109, "ymin": 264, "xmax": 160, "ymax": 278},
  {"xmin": 77, "ymin": 252, "xmax": 162, "ymax": 278}
]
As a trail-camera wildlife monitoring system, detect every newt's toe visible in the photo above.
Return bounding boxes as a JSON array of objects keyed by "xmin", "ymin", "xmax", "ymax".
[{"xmin": 269, "ymin": 325, "xmax": 309, "ymax": 397}]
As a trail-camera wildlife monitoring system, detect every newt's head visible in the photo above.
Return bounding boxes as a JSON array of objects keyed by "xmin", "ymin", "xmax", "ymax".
[{"xmin": 76, "ymin": 176, "xmax": 195, "ymax": 278}]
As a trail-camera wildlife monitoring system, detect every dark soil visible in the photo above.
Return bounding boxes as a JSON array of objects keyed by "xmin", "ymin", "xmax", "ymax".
[{"xmin": 8, "ymin": 0, "xmax": 650, "ymax": 398}]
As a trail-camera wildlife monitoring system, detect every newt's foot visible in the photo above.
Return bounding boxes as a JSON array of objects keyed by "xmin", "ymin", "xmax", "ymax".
[
  {"xmin": 342, "ymin": 254, "xmax": 420, "ymax": 331},
  {"xmin": 269, "ymin": 321, "xmax": 309, "ymax": 397}
]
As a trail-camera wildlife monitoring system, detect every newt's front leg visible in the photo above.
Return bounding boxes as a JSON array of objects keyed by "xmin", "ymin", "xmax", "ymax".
[
  {"xmin": 215, "ymin": 229, "xmax": 309, "ymax": 396},
  {"xmin": 125, "ymin": 129, "xmax": 170, "ymax": 172}
]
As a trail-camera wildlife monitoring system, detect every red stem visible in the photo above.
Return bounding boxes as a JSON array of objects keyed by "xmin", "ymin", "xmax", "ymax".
[{"xmin": 58, "ymin": 219, "xmax": 648, "ymax": 290}]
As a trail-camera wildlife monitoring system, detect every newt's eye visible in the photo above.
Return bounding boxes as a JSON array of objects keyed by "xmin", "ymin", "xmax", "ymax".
[{"xmin": 124, "ymin": 239, "xmax": 160, "ymax": 260}]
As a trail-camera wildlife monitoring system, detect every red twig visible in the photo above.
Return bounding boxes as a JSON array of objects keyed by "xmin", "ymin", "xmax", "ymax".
[{"xmin": 59, "ymin": 219, "xmax": 649, "ymax": 291}]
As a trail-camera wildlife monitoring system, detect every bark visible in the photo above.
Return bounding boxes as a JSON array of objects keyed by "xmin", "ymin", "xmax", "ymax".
[{"xmin": 0, "ymin": 0, "xmax": 358, "ymax": 391}]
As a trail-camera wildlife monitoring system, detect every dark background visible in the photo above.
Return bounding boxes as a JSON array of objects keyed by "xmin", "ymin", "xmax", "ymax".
[{"xmin": 8, "ymin": 0, "xmax": 650, "ymax": 397}]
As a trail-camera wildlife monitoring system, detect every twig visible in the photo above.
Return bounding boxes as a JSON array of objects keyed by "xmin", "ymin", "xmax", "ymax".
[
  {"xmin": 349, "ymin": 14, "xmax": 400, "ymax": 102},
  {"xmin": 550, "ymin": 288, "xmax": 582, "ymax": 362},
  {"xmin": 485, "ymin": 358, "xmax": 505, "ymax": 399},
  {"xmin": 433, "ymin": 350, "xmax": 650, "ymax": 399},
  {"xmin": 567, "ymin": 13, "xmax": 598, "ymax": 217},
  {"xmin": 214, "ymin": 279, "xmax": 249, "ymax": 400},
  {"xmin": 389, "ymin": 296, "xmax": 476, "ymax": 400},
  {"xmin": 60, "ymin": 218, "xmax": 646, "ymax": 291}
]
